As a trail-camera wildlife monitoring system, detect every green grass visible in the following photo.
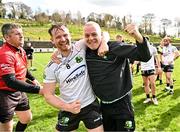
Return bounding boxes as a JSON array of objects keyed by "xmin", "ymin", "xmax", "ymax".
[{"xmin": 12, "ymin": 52, "xmax": 180, "ymax": 131}]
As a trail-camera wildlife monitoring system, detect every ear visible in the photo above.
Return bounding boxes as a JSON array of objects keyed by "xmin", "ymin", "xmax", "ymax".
[
  {"xmin": 50, "ymin": 37, "xmax": 55, "ymax": 45},
  {"xmin": 4, "ymin": 34, "xmax": 9, "ymax": 41}
]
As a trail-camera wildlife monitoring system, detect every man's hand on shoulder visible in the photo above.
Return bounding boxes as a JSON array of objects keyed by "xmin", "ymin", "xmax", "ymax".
[
  {"xmin": 98, "ymin": 32, "xmax": 109, "ymax": 57},
  {"xmin": 51, "ymin": 50, "xmax": 61, "ymax": 64}
]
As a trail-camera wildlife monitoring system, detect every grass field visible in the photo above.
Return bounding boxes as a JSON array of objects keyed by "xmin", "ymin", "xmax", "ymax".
[{"xmin": 13, "ymin": 52, "xmax": 180, "ymax": 131}]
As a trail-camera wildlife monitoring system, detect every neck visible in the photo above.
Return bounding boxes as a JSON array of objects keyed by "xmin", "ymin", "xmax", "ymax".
[
  {"xmin": 6, "ymin": 42, "xmax": 20, "ymax": 49},
  {"xmin": 60, "ymin": 50, "xmax": 71, "ymax": 57},
  {"xmin": 7, "ymin": 41, "xmax": 20, "ymax": 48}
]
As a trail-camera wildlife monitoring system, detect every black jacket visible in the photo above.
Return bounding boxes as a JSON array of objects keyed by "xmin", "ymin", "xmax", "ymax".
[{"xmin": 86, "ymin": 37, "xmax": 151, "ymax": 102}]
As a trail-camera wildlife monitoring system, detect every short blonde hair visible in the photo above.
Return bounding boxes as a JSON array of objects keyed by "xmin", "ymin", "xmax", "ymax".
[{"xmin": 163, "ymin": 36, "xmax": 171, "ymax": 42}]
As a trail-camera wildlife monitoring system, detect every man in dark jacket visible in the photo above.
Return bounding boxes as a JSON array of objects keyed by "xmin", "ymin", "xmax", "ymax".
[{"xmin": 84, "ymin": 21, "xmax": 151, "ymax": 131}]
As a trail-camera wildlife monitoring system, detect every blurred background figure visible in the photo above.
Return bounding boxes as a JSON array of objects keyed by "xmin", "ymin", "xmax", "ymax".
[
  {"xmin": 140, "ymin": 40, "xmax": 160, "ymax": 105},
  {"xmin": 116, "ymin": 34, "xmax": 124, "ymax": 43},
  {"xmin": 156, "ymin": 39, "xmax": 164, "ymax": 85},
  {"xmin": 24, "ymin": 42, "xmax": 35, "ymax": 70},
  {"xmin": 161, "ymin": 37, "xmax": 180, "ymax": 94}
]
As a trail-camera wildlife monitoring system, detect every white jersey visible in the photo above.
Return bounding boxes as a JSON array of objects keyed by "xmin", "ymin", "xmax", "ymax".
[
  {"xmin": 162, "ymin": 44, "xmax": 178, "ymax": 65},
  {"xmin": 43, "ymin": 40, "xmax": 96, "ymax": 108},
  {"xmin": 141, "ymin": 44, "xmax": 157, "ymax": 71}
]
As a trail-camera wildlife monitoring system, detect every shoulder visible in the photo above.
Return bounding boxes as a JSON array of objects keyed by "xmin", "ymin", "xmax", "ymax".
[
  {"xmin": 46, "ymin": 61, "xmax": 58, "ymax": 69},
  {"xmin": 74, "ymin": 39, "xmax": 86, "ymax": 51},
  {"xmin": 108, "ymin": 41, "xmax": 135, "ymax": 51},
  {"xmin": 152, "ymin": 45, "xmax": 157, "ymax": 51},
  {"xmin": 108, "ymin": 41, "xmax": 121, "ymax": 49},
  {"xmin": 0, "ymin": 51, "xmax": 15, "ymax": 65},
  {"xmin": 168, "ymin": 45, "xmax": 177, "ymax": 51},
  {"xmin": 172, "ymin": 45, "xmax": 177, "ymax": 49},
  {"xmin": 0, "ymin": 47, "xmax": 14, "ymax": 58},
  {"xmin": 44, "ymin": 61, "xmax": 58, "ymax": 75}
]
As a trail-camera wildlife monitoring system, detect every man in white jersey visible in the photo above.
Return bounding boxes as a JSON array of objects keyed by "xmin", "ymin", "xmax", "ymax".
[
  {"xmin": 141, "ymin": 43, "xmax": 161, "ymax": 105},
  {"xmin": 161, "ymin": 37, "xmax": 180, "ymax": 94},
  {"xmin": 42, "ymin": 23, "xmax": 106, "ymax": 131}
]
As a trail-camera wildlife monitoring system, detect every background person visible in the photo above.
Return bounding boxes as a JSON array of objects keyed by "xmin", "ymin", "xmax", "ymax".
[
  {"xmin": 24, "ymin": 42, "xmax": 34, "ymax": 69},
  {"xmin": 161, "ymin": 37, "xmax": 180, "ymax": 94},
  {"xmin": 141, "ymin": 44, "xmax": 160, "ymax": 105},
  {"xmin": 156, "ymin": 39, "xmax": 164, "ymax": 85},
  {"xmin": 116, "ymin": 34, "xmax": 124, "ymax": 43}
]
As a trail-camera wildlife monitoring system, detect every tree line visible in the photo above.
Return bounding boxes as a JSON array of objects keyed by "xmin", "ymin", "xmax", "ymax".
[{"xmin": 0, "ymin": 1, "xmax": 180, "ymax": 37}]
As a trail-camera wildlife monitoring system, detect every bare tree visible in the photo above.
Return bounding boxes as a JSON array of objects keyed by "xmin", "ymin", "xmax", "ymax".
[
  {"xmin": 160, "ymin": 18, "xmax": 172, "ymax": 37},
  {"xmin": 114, "ymin": 16, "xmax": 122, "ymax": 30},
  {"xmin": 122, "ymin": 16, "xmax": 127, "ymax": 29},
  {"xmin": 104, "ymin": 13, "xmax": 113, "ymax": 28},
  {"xmin": 7, "ymin": 2, "xmax": 17, "ymax": 18},
  {"xmin": 19, "ymin": 3, "xmax": 33, "ymax": 19},
  {"xmin": 98, "ymin": 14, "xmax": 106, "ymax": 27},
  {"xmin": 122, "ymin": 15, "xmax": 132, "ymax": 29},
  {"xmin": 34, "ymin": 12, "xmax": 49, "ymax": 25},
  {"xmin": 65, "ymin": 10, "xmax": 72, "ymax": 24},
  {"xmin": 87, "ymin": 12, "xmax": 97, "ymax": 22},
  {"xmin": 76, "ymin": 11, "xmax": 82, "ymax": 26},
  {"xmin": 6, "ymin": 2, "xmax": 32, "ymax": 19},
  {"xmin": 51, "ymin": 11, "xmax": 62, "ymax": 22},
  {"xmin": 175, "ymin": 17, "xmax": 180, "ymax": 37},
  {"xmin": 142, "ymin": 13, "xmax": 155, "ymax": 34},
  {"xmin": 126, "ymin": 14, "xmax": 132, "ymax": 24},
  {"xmin": 0, "ymin": 0, "xmax": 6, "ymax": 18},
  {"xmin": 59, "ymin": 11, "xmax": 66, "ymax": 23}
]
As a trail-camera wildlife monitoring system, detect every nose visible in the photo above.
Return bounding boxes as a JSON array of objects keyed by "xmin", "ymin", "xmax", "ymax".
[
  {"xmin": 19, "ymin": 33, "xmax": 24, "ymax": 38},
  {"xmin": 89, "ymin": 35, "xmax": 94, "ymax": 40},
  {"xmin": 61, "ymin": 36, "xmax": 66, "ymax": 41}
]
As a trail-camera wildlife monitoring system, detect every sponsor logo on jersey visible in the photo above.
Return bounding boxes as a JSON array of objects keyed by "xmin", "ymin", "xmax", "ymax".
[
  {"xmin": 64, "ymin": 65, "xmax": 86, "ymax": 84},
  {"xmin": 75, "ymin": 56, "xmax": 83, "ymax": 63}
]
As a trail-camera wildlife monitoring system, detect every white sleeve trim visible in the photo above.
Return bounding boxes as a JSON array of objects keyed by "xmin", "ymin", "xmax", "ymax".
[{"xmin": 43, "ymin": 79, "xmax": 56, "ymax": 83}]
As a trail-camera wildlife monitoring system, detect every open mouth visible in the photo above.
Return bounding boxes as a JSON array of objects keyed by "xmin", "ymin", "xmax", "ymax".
[
  {"xmin": 88, "ymin": 39, "xmax": 97, "ymax": 45},
  {"xmin": 60, "ymin": 43, "xmax": 69, "ymax": 47}
]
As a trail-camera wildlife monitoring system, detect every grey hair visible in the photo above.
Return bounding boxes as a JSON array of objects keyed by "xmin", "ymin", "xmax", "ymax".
[
  {"xmin": 84, "ymin": 21, "xmax": 101, "ymax": 33},
  {"xmin": 1, "ymin": 23, "xmax": 22, "ymax": 37}
]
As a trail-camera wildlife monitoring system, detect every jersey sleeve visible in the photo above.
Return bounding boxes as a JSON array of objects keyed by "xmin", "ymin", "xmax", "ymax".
[
  {"xmin": 172, "ymin": 46, "xmax": 178, "ymax": 52},
  {"xmin": 0, "ymin": 53, "xmax": 15, "ymax": 76},
  {"xmin": 151, "ymin": 45, "xmax": 158, "ymax": 56},
  {"xmin": 43, "ymin": 62, "xmax": 57, "ymax": 83}
]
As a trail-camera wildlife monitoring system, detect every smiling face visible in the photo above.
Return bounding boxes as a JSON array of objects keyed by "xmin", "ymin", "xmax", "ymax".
[
  {"xmin": 163, "ymin": 37, "xmax": 171, "ymax": 47},
  {"xmin": 163, "ymin": 39, "xmax": 169, "ymax": 47},
  {"xmin": 50, "ymin": 26, "xmax": 72, "ymax": 54},
  {"xmin": 83, "ymin": 22, "xmax": 102, "ymax": 50}
]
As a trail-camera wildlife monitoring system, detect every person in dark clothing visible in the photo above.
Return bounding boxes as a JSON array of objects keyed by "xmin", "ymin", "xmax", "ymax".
[
  {"xmin": 0, "ymin": 23, "xmax": 42, "ymax": 132},
  {"xmin": 24, "ymin": 42, "xmax": 34, "ymax": 68},
  {"xmin": 84, "ymin": 21, "xmax": 151, "ymax": 131}
]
